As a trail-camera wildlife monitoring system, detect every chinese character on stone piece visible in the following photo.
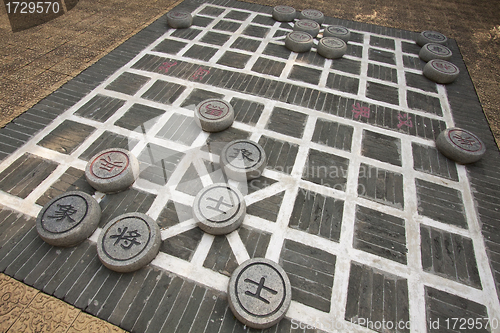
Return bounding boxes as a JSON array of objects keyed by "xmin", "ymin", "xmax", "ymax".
[
  {"xmin": 171, "ymin": 12, "xmax": 185, "ymax": 18},
  {"xmin": 109, "ymin": 227, "xmax": 142, "ymax": 250},
  {"xmin": 244, "ymin": 277, "xmax": 278, "ymax": 304},
  {"xmin": 427, "ymin": 33, "xmax": 441, "ymax": 40},
  {"xmin": 48, "ymin": 204, "xmax": 77, "ymax": 222},
  {"xmin": 191, "ymin": 67, "xmax": 210, "ymax": 80},
  {"xmin": 453, "ymin": 134, "xmax": 476, "ymax": 147},
  {"xmin": 205, "ymin": 103, "xmax": 224, "ymax": 116},
  {"xmin": 431, "ymin": 46, "xmax": 444, "ymax": 53},
  {"xmin": 158, "ymin": 61, "xmax": 177, "ymax": 74},
  {"xmin": 99, "ymin": 155, "xmax": 124, "ymax": 172},
  {"xmin": 435, "ymin": 62, "xmax": 453, "ymax": 71},
  {"xmin": 206, "ymin": 196, "xmax": 233, "ymax": 214},
  {"xmin": 352, "ymin": 103, "xmax": 370, "ymax": 119},
  {"xmin": 397, "ymin": 113, "xmax": 413, "ymax": 128},
  {"xmin": 229, "ymin": 148, "xmax": 255, "ymax": 162}
]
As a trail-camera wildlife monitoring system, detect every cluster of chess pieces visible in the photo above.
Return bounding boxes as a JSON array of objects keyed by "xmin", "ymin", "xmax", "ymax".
[
  {"xmin": 35, "ymin": 94, "xmax": 286, "ymax": 328},
  {"xmin": 35, "ymin": 95, "xmax": 267, "ymax": 259},
  {"xmin": 166, "ymin": 5, "xmax": 487, "ymax": 164}
]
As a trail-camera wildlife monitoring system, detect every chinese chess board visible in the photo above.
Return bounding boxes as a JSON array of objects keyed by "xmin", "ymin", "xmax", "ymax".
[{"xmin": 1, "ymin": 0, "xmax": 499, "ymax": 332}]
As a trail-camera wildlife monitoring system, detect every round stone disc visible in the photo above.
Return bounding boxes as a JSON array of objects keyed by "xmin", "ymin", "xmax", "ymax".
[
  {"xmin": 419, "ymin": 43, "xmax": 453, "ymax": 62},
  {"xmin": 97, "ymin": 213, "xmax": 161, "ymax": 273},
  {"xmin": 293, "ymin": 19, "xmax": 320, "ymax": 38},
  {"xmin": 192, "ymin": 183, "xmax": 246, "ymax": 235},
  {"xmin": 298, "ymin": 9, "xmax": 324, "ymax": 25},
  {"xmin": 423, "ymin": 59, "xmax": 460, "ymax": 84},
  {"xmin": 323, "ymin": 25, "xmax": 351, "ymax": 42},
  {"xmin": 221, "ymin": 140, "xmax": 267, "ymax": 181},
  {"xmin": 285, "ymin": 31, "xmax": 313, "ymax": 53},
  {"xmin": 85, "ymin": 148, "xmax": 140, "ymax": 193},
  {"xmin": 194, "ymin": 99, "xmax": 234, "ymax": 133},
  {"xmin": 36, "ymin": 191, "xmax": 101, "ymax": 247},
  {"xmin": 317, "ymin": 37, "xmax": 347, "ymax": 59},
  {"xmin": 167, "ymin": 10, "xmax": 193, "ymax": 29},
  {"xmin": 272, "ymin": 5, "xmax": 296, "ymax": 22},
  {"xmin": 436, "ymin": 127, "xmax": 486, "ymax": 164},
  {"xmin": 228, "ymin": 258, "xmax": 292, "ymax": 329},
  {"xmin": 416, "ymin": 30, "xmax": 448, "ymax": 46}
]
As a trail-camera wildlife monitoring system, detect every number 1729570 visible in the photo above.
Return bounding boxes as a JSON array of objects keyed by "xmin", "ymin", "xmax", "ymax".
[
  {"xmin": 444, "ymin": 317, "xmax": 498, "ymax": 330},
  {"xmin": 5, "ymin": 2, "xmax": 60, "ymax": 14}
]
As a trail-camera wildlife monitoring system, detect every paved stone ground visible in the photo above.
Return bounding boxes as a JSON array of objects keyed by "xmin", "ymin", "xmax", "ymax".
[
  {"xmin": 1, "ymin": 0, "xmax": 500, "ymax": 332},
  {"xmin": 0, "ymin": 273, "xmax": 125, "ymax": 332},
  {"xmin": 0, "ymin": 0, "xmax": 183, "ymax": 128}
]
